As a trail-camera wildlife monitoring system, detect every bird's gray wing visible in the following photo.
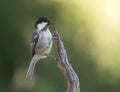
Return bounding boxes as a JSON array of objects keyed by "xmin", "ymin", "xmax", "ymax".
[{"xmin": 31, "ymin": 31, "xmax": 39, "ymax": 57}]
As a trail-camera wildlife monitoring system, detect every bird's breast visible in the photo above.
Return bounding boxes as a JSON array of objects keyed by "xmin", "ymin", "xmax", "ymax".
[{"xmin": 37, "ymin": 29, "xmax": 52, "ymax": 49}]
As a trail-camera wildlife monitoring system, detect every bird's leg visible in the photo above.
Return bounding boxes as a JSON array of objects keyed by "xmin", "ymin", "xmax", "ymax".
[
  {"xmin": 52, "ymin": 33, "xmax": 58, "ymax": 39},
  {"xmin": 52, "ymin": 37, "xmax": 58, "ymax": 39}
]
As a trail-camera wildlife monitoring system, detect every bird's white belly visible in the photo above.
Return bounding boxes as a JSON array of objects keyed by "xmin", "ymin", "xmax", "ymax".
[{"xmin": 36, "ymin": 29, "xmax": 52, "ymax": 57}]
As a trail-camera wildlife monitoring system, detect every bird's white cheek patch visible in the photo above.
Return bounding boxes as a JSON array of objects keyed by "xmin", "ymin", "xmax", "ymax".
[{"xmin": 37, "ymin": 22, "xmax": 47, "ymax": 30}]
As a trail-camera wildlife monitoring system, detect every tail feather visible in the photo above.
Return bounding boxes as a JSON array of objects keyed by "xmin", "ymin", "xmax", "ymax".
[{"xmin": 26, "ymin": 55, "xmax": 39, "ymax": 79}]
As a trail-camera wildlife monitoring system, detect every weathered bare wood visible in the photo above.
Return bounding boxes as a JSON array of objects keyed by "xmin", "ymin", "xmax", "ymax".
[{"xmin": 53, "ymin": 30, "xmax": 80, "ymax": 92}]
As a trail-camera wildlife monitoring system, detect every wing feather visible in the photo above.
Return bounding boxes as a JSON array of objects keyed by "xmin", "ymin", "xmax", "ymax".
[{"xmin": 31, "ymin": 31, "xmax": 39, "ymax": 57}]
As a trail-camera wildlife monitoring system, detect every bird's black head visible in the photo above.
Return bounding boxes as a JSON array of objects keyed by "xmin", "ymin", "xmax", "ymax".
[
  {"xmin": 35, "ymin": 17, "xmax": 52, "ymax": 29},
  {"xmin": 36, "ymin": 17, "xmax": 50, "ymax": 24}
]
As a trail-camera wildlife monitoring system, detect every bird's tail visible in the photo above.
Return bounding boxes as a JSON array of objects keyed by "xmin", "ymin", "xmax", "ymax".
[{"xmin": 26, "ymin": 55, "xmax": 39, "ymax": 79}]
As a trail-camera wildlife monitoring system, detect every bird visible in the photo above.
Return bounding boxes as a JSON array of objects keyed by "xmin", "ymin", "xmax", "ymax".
[{"xmin": 26, "ymin": 16, "xmax": 53, "ymax": 79}]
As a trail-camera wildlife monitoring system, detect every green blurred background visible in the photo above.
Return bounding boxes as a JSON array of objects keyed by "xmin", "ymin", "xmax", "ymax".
[{"xmin": 0, "ymin": 0, "xmax": 120, "ymax": 92}]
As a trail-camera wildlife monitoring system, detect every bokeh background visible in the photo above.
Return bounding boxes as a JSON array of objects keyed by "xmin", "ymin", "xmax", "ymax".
[{"xmin": 0, "ymin": 0, "xmax": 120, "ymax": 92}]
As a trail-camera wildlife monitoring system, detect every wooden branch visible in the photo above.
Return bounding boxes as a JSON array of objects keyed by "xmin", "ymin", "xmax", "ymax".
[{"xmin": 53, "ymin": 30, "xmax": 80, "ymax": 92}]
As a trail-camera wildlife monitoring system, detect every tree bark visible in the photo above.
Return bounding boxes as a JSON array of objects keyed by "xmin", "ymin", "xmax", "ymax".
[{"xmin": 53, "ymin": 30, "xmax": 80, "ymax": 92}]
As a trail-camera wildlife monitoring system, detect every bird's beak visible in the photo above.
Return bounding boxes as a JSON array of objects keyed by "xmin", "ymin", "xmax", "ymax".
[{"xmin": 48, "ymin": 22, "xmax": 53, "ymax": 25}]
